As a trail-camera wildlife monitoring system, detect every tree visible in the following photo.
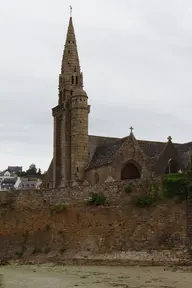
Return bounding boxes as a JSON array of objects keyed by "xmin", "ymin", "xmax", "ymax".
[{"xmin": 26, "ymin": 164, "xmax": 37, "ymax": 176}]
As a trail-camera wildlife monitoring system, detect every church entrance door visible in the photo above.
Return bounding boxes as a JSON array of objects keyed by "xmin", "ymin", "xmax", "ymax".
[{"xmin": 121, "ymin": 161, "xmax": 141, "ymax": 180}]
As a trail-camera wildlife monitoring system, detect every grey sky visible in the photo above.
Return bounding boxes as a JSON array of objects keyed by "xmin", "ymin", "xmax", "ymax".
[{"xmin": 1, "ymin": 0, "xmax": 192, "ymax": 171}]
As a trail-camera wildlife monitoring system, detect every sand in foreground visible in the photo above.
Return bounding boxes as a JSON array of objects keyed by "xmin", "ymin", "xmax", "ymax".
[{"xmin": 0, "ymin": 264, "xmax": 192, "ymax": 287}]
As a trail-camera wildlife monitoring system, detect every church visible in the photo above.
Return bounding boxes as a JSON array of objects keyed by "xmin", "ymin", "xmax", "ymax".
[{"xmin": 44, "ymin": 14, "xmax": 192, "ymax": 188}]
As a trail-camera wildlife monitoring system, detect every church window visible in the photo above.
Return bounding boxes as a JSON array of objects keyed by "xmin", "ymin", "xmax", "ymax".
[
  {"xmin": 76, "ymin": 76, "xmax": 78, "ymax": 84},
  {"xmin": 74, "ymin": 66, "xmax": 77, "ymax": 72},
  {"xmin": 72, "ymin": 75, "xmax": 74, "ymax": 84},
  {"xmin": 165, "ymin": 159, "xmax": 180, "ymax": 174},
  {"xmin": 68, "ymin": 50, "xmax": 70, "ymax": 54},
  {"xmin": 76, "ymin": 167, "xmax": 79, "ymax": 172}
]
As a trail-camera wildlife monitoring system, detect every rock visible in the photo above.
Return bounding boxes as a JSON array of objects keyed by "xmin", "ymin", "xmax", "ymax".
[
  {"xmin": 71, "ymin": 181, "xmax": 79, "ymax": 187},
  {"xmin": 82, "ymin": 180, "xmax": 89, "ymax": 186},
  {"xmin": 105, "ymin": 176, "xmax": 115, "ymax": 183}
]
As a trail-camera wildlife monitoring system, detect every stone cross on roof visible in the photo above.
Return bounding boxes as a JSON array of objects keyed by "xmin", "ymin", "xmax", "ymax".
[
  {"xmin": 130, "ymin": 126, "xmax": 134, "ymax": 134},
  {"xmin": 167, "ymin": 136, "xmax": 172, "ymax": 142}
]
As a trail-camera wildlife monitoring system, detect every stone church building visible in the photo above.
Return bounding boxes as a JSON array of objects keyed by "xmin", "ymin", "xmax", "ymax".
[{"xmin": 44, "ymin": 15, "xmax": 192, "ymax": 188}]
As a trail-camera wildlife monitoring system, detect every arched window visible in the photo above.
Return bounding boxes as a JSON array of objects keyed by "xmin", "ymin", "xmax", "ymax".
[
  {"xmin": 121, "ymin": 161, "xmax": 141, "ymax": 180},
  {"xmin": 165, "ymin": 159, "xmax": 180, "ymax": 174}
]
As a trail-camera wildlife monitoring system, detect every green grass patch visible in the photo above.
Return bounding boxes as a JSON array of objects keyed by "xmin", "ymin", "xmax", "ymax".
[
  {"xmin": 87, "ymin": 192, "xmax": 108, "ymax": 206},
  {"xmin": 135, "ymin": 194, "xmax": 157, "ymax": 207},
  {"xmin": 124, "ymin": 183, "xmax": 132, "ymax": 194}
]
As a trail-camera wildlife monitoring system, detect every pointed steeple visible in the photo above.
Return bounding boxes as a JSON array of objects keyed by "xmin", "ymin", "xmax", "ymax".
[
  {"xmin": 58, "ymin": 12, "xmax": 84, "ymax": 105},
  {"xmin": 60, "ymin": 14, "xmax": 83, "ymax": 88}
]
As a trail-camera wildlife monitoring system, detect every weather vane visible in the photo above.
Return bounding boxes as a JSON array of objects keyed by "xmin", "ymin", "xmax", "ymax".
[{"xmin": 69, "ymin": 5, "xmax": 72, "ymax": 17}]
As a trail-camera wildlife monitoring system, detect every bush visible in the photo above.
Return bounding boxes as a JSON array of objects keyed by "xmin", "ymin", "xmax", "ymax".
[
  {"xmin": 50, "ymin": 203, "xmax": 67, "ymax": 215},
  {"xmin": 87, "ymin": 192, "xmax": 108, "ymax": 206},
  {"xmin": 135, "ymin": 194, "xmax": 157, "ymax": 207},
  {"xmin": 124, "ymin": 183, "xmax": 132, "ymax": 194},
  {"xmin": 163, "ymin": 173, "xmax": 188, "ymax": 200}
]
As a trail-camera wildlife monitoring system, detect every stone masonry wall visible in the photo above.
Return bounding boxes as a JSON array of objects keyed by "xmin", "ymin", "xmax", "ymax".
[{"xmin": 0, "ymin": 178, "xmax": 190, "ymax": 264}]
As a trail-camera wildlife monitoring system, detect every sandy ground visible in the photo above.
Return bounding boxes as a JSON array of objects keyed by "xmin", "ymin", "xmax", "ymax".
[{"xmin": 0, "ymin": 264, "xmax": 192, "ymax": 287}]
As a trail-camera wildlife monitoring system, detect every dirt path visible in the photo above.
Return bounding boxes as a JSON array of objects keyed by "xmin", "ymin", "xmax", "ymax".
[{"xmin": 0, "ymin": 264, "xmax": 192, "ymax": 287}]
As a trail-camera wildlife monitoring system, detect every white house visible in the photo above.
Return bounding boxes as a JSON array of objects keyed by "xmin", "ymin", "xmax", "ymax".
[
  {"xmin": 0, "ymin": 166, "xmax": 22, "ymax": 184},
  {"xmin": 14, "ymin": 177, "xmax": 42, "ymax": 190}
]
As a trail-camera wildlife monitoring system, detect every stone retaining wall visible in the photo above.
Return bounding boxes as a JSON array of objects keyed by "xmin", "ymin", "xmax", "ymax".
[{"xmin": 0, "ymin": 178, "xmax": 190, "ymax": 265}]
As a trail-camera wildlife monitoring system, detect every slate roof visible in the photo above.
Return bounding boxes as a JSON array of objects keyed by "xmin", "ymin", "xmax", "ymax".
[
  {"xmin": 8, "ymin": 166, "xmax": 22, "ymax": 173},
  {"xmin": 1, "ymin": 178, "xmax": 17, "ymax": 184},
  {"xmin": 137, "ymin": 140, "xmax": 166, "ymax": 158},
  {"xmin": 87, "ymin": 137, "xmax": 127, "ymax": 169},
  {"xmin": 87, "ymin": 135, "xmax": 192, "ymax": 170},
  {"xmin": 46, "ymin": 135, "xmax": 192, "ymax": 175}
]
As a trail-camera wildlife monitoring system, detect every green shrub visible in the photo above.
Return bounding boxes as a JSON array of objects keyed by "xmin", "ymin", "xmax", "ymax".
[
  {"xmin": 163, "ymin": 173, "xmax": 188, "ymax": 200},
  {"xmin": 135, "ymin": 194, "xmax": 157, "ymax": 207},
  {"xmin": 87, "ymin": 192, "xmax": 108, "ymax": 206},
  {"xmin": 32, "ymin": 247, "xmax": 43, "ymax": 255},
  {"xmin": 124, "ymin": 183, "xmax": 132, "ymax": 194},
  {"xmin": 148, "ymin": 183, "xmax": 156, "ymax": 196},
  {"xmin": 50, "ymin": 203, "xmax": 67, "ymax": 215}
]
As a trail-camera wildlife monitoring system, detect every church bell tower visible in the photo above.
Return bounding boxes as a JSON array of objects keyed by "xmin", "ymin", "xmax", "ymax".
[{"xmin": 52, "ymin": 8, "xmax": 90, "ymax": 187}]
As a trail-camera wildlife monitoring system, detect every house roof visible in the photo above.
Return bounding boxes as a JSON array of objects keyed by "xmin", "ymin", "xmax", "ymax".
[
  {"xmin": 1, "ymin": 178, "xmax": 17, "ymax": 184},
  {"xmin": 8, "ymin": 166, "xmax": 22, "ymax": 173}
]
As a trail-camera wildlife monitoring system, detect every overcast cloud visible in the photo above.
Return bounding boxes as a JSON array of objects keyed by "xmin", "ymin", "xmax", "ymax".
[{"xmin": 0, "ymin": 0, "xmax": 192, "ymax": 171}]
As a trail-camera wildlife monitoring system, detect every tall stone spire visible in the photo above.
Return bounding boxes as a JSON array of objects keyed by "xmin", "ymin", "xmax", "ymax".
[
  {"xmin": 52, "ymin": 9, "xmax": 89, "ymax": 188},
  {"xmin": 59, "ymin": 13, "xmax": 83, "ymax": 104}
]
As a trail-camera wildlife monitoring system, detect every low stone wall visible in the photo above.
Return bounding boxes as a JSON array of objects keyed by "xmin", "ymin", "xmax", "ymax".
[{"xmin": 0, "ymin": 177, "xmax": 162, "ymax": 207}]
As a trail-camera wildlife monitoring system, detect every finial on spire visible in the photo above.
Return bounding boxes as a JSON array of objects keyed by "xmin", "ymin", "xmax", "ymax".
[
  {"xmin": 130, "ymin": 126, "xmax": 134, "ymax": 134},
  {"xmin": 69, "ymin": 5, "xmax": 72, "ymax": 17},
  {"xmin": 167, "ymin": 136, "xmax": 172, "ymax": 142}
]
